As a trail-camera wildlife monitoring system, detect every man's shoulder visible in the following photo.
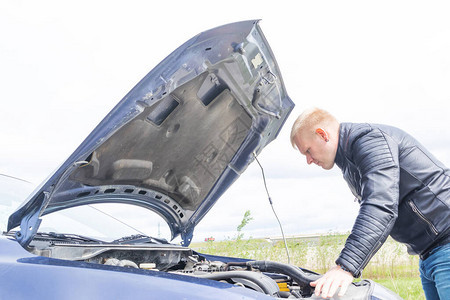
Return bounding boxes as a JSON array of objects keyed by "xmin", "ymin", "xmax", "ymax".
[
  {"xmin": 340, "ymin": 122, "xmax": 373, "ymax": 146},
  {"xmin": 341, "ymin": 123, "xmax": 401, "ymax": 170},
  {"xmin": 340, "ymin": 123, "xmax": 403, "ymax": 155},
  {"xmin": 341, "ymin": 122, "xmax": 405, "ymax": 141}
]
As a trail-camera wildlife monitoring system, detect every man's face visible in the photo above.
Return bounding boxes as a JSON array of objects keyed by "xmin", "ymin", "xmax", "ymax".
[{"xmin": 293, "ymin": 129, "xmax": 336, "ymax": 170}]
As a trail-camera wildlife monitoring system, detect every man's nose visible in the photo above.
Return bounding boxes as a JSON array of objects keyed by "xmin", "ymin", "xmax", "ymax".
[{"xmin": 306, "ymin": 154, "xmax": 313, "ymax": 165}]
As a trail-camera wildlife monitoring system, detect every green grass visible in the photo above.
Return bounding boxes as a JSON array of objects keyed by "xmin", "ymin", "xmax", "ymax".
[
  {"xmin": 192, "ymin": 234, "xmax": 425, "ymax": 299},
  {"xmin": 373, "ymin": 277, "xmax": 424, "ymax": 300}
]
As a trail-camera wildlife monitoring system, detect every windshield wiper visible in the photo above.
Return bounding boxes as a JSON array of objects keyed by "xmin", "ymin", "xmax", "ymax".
[
  {"xmin": 34, "ymin": 232, "xmax": 107, "ymax": 244},
  {"xmin": 112, "ymin": 234, "xmax": 169, "ymax": 245}
]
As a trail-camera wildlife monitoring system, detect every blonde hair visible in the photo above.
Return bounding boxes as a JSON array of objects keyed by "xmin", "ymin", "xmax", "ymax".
[{"xmin": 290, "ymin": 107, "xmax": 337, "ymax": 148}]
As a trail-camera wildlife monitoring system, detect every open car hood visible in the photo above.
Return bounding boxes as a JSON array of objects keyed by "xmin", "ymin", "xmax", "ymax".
[{"xmin": 8, "ymin": 20, "xmax": 294, "ymax": 247}]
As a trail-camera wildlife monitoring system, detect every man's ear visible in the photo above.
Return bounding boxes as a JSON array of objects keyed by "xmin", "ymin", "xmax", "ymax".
[{"xmin": 315, "ymin": 128, "xmax": 329, "ymax": 142}]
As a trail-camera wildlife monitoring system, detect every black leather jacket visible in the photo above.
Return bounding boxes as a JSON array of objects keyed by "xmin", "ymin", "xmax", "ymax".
[{"xmin": 334, "ymin": 123, "xmax": 450, "ymax": 277}]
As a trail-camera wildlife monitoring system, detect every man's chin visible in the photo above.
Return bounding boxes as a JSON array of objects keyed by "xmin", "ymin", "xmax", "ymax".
[{"xmin": 321, "ymin": 163, "xmax": 334, "ymax": 170}]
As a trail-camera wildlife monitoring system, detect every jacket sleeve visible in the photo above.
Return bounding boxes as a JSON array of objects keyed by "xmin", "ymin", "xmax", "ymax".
[{"xmin": 336, "ymin": 128, "xmax": 400, "ymax": 277}]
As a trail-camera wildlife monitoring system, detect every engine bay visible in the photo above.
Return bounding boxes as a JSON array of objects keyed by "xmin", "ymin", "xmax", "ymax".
[{"xmin": 26, "ymin": 235, "xmax": 387, "ymax": 299}]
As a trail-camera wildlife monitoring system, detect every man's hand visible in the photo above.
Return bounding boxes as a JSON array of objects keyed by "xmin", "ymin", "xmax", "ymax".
[{"xmin": 310, "ymin": 265, "xmax": 353, "ymax": 298}]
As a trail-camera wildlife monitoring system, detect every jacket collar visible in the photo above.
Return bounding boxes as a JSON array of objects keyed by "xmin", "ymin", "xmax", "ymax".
[{"xmin": 334, "ymin": 122, "xmax": 352, "ymax": 170}]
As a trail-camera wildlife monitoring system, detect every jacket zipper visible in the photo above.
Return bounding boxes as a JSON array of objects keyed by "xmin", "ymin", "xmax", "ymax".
[
  {"xmin": 408, "ymin": 200, "xmax": 439, "ymax": 235},
  {"xmin": 358, "ymin": 239, "xmax": 383, "ymax": 277}
]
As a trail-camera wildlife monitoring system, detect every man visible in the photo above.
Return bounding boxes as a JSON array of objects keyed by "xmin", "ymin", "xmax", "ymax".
[{"xmin": 290, "ymin": 107, "xmax": 450, "ymax": 299}]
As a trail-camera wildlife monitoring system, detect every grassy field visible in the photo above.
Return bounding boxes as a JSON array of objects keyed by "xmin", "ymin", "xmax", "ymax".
[{"xmin": 191, "ymin": 234, "xmax": 425, "ymax": 300}]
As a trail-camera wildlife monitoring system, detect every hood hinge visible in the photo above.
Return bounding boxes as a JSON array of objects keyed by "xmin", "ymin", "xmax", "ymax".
[
  {"xmin": 181, "ymin": 227, "xmax": 194, "ymax": 247},
  {"xmin": 15, "ymin": 191, "xmax": 49, "ymax": 248}
]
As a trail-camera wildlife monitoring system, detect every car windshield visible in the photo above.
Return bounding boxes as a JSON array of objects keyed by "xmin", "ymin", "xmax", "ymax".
[
  {"xmin": 1, "ymin": 175, "xmax": 172, "ymax": 243},
  {"xmin": 0, "ymin": 174, "xmax": 34, "ymax": 233},
  {"xmin": 38, "ymin": 203, "xmax": 173, "ymax": 242}
]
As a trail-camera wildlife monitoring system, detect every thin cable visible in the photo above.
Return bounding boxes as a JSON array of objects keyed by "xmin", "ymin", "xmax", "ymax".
[{"xmin": 253, "ymin": 153, "xmax": 291, "ymax": 265}]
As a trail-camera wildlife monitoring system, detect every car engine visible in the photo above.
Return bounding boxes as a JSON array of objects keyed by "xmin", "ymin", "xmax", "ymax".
[{"xmin": 28, "ymin": 236, "xmax": 402, "ymax": 299}]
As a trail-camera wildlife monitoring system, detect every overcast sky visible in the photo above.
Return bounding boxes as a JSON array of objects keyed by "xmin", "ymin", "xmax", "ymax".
[{"xmin": 1, "ymin": 1, "xmax": 449, "ymax": 243}]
